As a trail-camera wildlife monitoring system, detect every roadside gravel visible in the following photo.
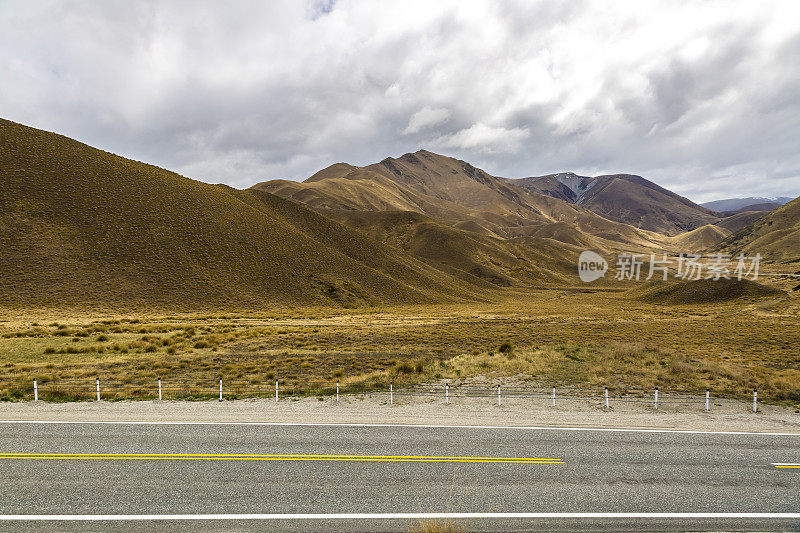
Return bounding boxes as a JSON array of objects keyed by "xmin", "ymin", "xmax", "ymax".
[{"xmin": 1, "ymin": 392, "xmax": 798, "ymax": 433}]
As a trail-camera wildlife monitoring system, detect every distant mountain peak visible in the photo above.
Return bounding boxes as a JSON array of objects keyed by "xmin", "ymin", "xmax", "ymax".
[{"xmin": 511, "ymin": 171, "xmax": 717, "ymax": 235}]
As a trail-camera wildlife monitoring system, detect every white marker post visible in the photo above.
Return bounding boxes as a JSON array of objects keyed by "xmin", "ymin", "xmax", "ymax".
[
  {"xmin": 275, "ymin": 380, "xmax": 278, "ymax": 403},
  {"xmin": 705, "ymin": 388, "xmax": 710, "ymax": 412},
  {"xmin": 390, "ymin": 383, "xmax": 393, "ymax": 406},
  {"xmin": 336, "ymin": 380, "xmax": 339, "ymax": 403},
  {"xmin": 552, "ymin": 386, "xmax": 556, "ymax": 407},
  {"xmin": 96, "ymin": 377, "xmax": 100, "ymax": 401},
  {"xmin": 604, "ymin": 387, "xmax": 609, "ymax": 409},
  {"xmin": 497, "ymin": 385, "xmax": 501, "ymax": 407},
  {"xmin": 654, "ymin": 387, "xmax": 659, "ymax": 410},
  {"xmin": 445, "ymin": 383, "xmax": 449, "ymax": 404},
  {"xmin": 753, "ymin": 389, "xmax": 757, "ymax": 413},
  {"xmin": 219, "ymin": 379, "xmax": 223, "ymax": 402},
  {"xmin": 33, "ymin": 379, "xmax": 38, "ymax": 401},
  {"xmin": 158, "ymin": 378, "xmax": 162, "ymax": 401}
]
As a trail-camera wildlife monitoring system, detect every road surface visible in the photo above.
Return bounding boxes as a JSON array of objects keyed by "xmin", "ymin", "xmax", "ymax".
[{"xmin": 0, "ymin": 421, "xmax": 798, "ymax": 531}]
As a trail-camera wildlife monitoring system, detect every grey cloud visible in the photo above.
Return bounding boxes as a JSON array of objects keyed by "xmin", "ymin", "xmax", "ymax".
[{"xmin": 0, "ymin": 0, "xmax": 798, "ymax": 201}]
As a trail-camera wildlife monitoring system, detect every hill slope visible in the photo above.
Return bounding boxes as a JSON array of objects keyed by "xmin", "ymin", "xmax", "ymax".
[
  {"xmin": 630, "ymin": 278, "xmax": 786, "ymax": 304},
  {"xmin": 0, "ymin": 119, "xmax": 478, "ymax": 308},
  {"xmin": 715, "ymin": 195, "xmax": 800, "ymax": 261},
  {"xmin": 667, "ymin": 224, "xmax": 731, "ymax": 253}
]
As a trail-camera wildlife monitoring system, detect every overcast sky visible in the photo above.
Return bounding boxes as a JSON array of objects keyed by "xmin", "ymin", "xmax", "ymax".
[{"xmin": 1, "ymin": 0, "xmax": 799, "ymax": 202}]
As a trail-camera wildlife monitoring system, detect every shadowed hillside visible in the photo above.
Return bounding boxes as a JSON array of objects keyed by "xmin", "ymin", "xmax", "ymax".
[
  {"xmin": 0, "ymin": 119, "xmax": 481, "ymax": 309},
  {"xmin": 630, "ymin": 278, "xmax": 786, "ymax": 304}
]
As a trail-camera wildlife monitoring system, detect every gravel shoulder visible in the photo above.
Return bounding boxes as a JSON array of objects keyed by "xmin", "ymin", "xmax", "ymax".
[{"xmin": 1, "ymin": 393, "xmax": 799, "ymax": 433}]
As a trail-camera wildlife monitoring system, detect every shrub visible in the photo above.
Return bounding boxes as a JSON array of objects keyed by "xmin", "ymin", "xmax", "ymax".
[
  {"xmin": 395, "ymin": 362, "xmax": 414, "ymax": 374},
  {"xmin": 498, "ymin": 342, "xmax": 513, "ymax": 354}
]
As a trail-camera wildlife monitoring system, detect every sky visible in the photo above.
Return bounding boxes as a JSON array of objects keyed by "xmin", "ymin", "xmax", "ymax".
[{"xmin": 1, "ymin": 0, "xmax": 799, "ymax": 202}]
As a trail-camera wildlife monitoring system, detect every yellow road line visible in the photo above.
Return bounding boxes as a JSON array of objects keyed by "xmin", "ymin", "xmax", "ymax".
[
  {"xmin": 0, "ymin": 453, "xmax": 563, "ymax": 464},
  {"xmin": 773, "ymin": 465, "xmax": 800, "ymax": 468}
]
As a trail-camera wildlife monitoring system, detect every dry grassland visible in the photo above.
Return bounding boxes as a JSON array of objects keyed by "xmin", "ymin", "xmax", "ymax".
[{"xmin": 0, "ymin": 288, "xmax": 798, "ymax": 405}]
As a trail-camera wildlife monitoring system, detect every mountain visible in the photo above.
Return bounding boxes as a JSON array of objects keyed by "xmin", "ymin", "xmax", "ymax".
[
  {"xmin": 701, "ymin": 197, "xmax": 793, "ymax": 212},
  {"xmin": 715, "ymin": 195, "xmax": 800, "ymax": 261},
  {"xmin": 263, "ymin": 151, "xmax": 587, "ymax": 238},
  {"xmin": 255, "ymin": 151, "xmax": 664, "ymax": 246},
  {"xmin": 510, "ymin": 172, "xmax": 718, "ymax": 235},
  {"xmin": 0, "ymin": 118, "xmax": 480, "ymax": 308},
  {"xmin": 253, "ymin": 151, "xmax": 672, "ymax": 286}
]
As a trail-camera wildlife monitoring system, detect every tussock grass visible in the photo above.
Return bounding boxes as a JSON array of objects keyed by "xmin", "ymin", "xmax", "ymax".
[{"xmin": 1, "ymin": 291, "xmax": 799, "ymax": 404}]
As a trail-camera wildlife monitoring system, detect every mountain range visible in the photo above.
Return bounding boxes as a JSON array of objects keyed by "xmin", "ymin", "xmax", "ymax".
[
  {"xmin": 701, "ymin": 197, "xmax": 793, "ymax": 213},
  {"xmin": 1, "ymin": 117, "xmax": 797, "ymax": 308}
]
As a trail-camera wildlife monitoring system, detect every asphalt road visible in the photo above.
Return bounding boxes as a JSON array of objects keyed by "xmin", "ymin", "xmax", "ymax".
[{"xmin": 0, "ymin": 421, "xmax": 798, "ymax": 532}]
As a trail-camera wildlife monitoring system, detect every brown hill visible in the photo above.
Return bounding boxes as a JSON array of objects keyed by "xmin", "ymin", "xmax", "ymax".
[
  {"xmin": 714, "ymin": 211, "xmax": 769, "ymax": 233},
  {"xmin": 715, "ymin": 195, "xmax": 800, "ymax": 261},
  {"xmin": 0, "ymin": 118, "xmax": 480, "ymax": 309},
  {"xmin": 667, "ymin": 224, "xmax": 730, "ymax": 253},
  {"xmin": 511, "ymin": 172, "xmax": 718, "ymax": 235},
  {"xmin": 631, "ymin": 278, "xmax": 786, "ymax": 304}
]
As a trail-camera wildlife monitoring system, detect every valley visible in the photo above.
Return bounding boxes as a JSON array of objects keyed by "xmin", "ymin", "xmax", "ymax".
[{"xmin": 1, "ymin": 117, "xmax": 799, "ymax": 407}]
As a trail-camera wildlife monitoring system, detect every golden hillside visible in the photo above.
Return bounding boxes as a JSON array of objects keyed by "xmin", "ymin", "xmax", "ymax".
[{"xmin": 0, "ymin": 119, "xmax": 481, "ymax": 309}]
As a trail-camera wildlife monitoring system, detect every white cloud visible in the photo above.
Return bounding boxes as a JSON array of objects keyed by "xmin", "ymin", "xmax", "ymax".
[
  {"xmin": 435, "ymin": 122, "xmax": 530, "ymax": 153},
  {"xmin": 402, "ymin": 106, "xmax": 450, "ymax": 134},
  {"xmin": 0, "ymin": 0, "xmax": 798, "ymax": 199}
]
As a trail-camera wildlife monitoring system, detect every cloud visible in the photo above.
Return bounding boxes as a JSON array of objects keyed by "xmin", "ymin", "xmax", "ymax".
[
  {"xmin": 402, "ymin": 106, "xmax": 450, "ymax": 134},
  {"xmin": 434, "ymin": 122, "xmax": 529, "ymax": 153},
  {"xmin": 0, "ymin": 0, "xmax": 798, "ymax": 200}
]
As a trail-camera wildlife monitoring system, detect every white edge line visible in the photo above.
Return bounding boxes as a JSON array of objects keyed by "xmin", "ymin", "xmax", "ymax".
[
  {"xmin": 772, "ymin": 463, "xmax": 800, "ymax": 466},
  {"xmin": 0, "ymin": 513, "xmax": 799, "ymax": 521},
  {"xmin": 0, "ymin": 420, "xmax": 798, "ymax": 436}
]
